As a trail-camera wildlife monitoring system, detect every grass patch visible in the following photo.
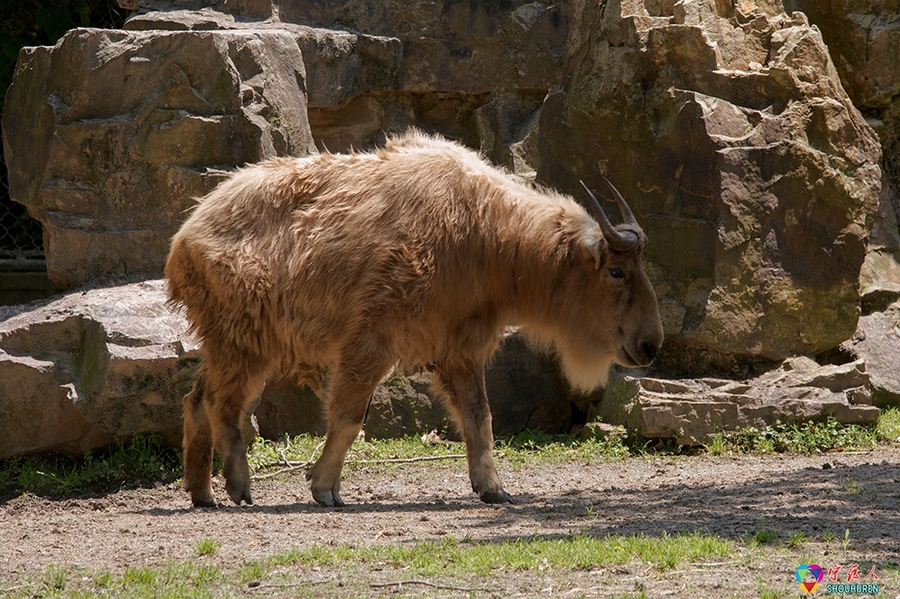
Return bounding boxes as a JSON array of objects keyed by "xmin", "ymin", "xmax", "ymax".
[
  {"xmin": 0, "ymin": 435, "xmax": 181, "ymax": 500},
  {"xmin": 877, "ymin": 406, "xmax": 900, "ymax": 441},
  {"xmin": 703, "ymin": 412, "xmax": 896, "ymax": 456},
  {"xmin": 308, "ymin": 531, "xmax": 731, "ymax": 574},
  {"xmin": 1, "ymin": 532, "xmax": 734, "ymax": 598},
  {"xmin": 195, "ymin": 538, "xmax": 222, "ymax": 557},
  {"xmin": 752, "ymin": 517, "xmax": 780, "ymax": 545}
]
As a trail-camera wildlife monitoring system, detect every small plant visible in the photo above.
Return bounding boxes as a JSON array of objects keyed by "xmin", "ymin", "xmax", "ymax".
[
  {"xmin": 876, "ymin": 407, "xmax": 900, "ymax": 441},
  {"xmin": 195, "ymin": 538, "xmax": 222, "ymax": 556},
  {"xmin": 757, "ymin": 580, "xmax": 790, "ymax": 599},
  {"xmin": 699, "ymin": 417, "xmax": 883, "ymax": 455},
  {"xmin": 753, "ymin": 517, "xmax": 779, "ymax": 545},
  {"xmin": 42, "ymin": 564, "xmax": 67, "ymax": 592},
  {"xmin": 841, "ymin": 476, "xmax": 860, "ymax": 494},
  {"xmin": 786, "ymin": 531, "xmax": 807, "ymax": 548},
  {"xmin": 842, "ymin": 529, "xmax": 851, "ymax": 555},
  {"xmin": 822, "ymin": 531, "xmax": 836, "ymax": 543},
  {"xmin": 704, "ymin": 433, "xmax": 728, "ymax": 456}
]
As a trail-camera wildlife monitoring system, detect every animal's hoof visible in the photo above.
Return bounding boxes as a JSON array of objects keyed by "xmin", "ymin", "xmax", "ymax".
[
  {"xmin": 192, "ymin": 496, "xmax": 218, "ymax": 508},
  {"xmin": 225, "ymin": 480, "xmax": 253, "ymax": 506},
  {"xmin": 479, "ymin": 489, "xmax": 514, "ymax": 504},
  {"xmin": 312, "ymin": 486, "xmax": 345, "ymax": 508}
]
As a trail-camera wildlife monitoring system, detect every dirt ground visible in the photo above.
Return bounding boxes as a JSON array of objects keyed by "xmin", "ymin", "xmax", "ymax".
[{"xmin": 1, "ymin": 447, "xmax": 899, "ymax": 597}]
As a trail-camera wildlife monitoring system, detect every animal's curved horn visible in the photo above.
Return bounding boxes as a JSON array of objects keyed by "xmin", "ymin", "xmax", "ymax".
[
  {"xmin": 603, "ymin": 177, "xmax": 639, "ymax": 227},
  {"xmin": 579, "ymin": 180, "xmax": 641, "ymax": 252}
]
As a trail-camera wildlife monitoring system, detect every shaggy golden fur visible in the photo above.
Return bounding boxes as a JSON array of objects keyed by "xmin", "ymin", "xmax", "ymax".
[{"xmin": 166, "ymin": 131, "xmax": 662, "ymax": 507}]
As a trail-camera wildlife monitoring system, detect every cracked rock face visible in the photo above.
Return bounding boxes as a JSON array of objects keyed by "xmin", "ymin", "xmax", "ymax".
[
  {"xmin": 2, "ymin": 27, "xmax": 316, "ymax": 287},
  {"xmin": 538, "ymin": 0, "xmax": 883, "ymax": 368}
]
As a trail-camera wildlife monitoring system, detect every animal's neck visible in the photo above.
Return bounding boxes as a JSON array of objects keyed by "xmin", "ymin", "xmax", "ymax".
[{"xmin": 496, "ymin": 190, "xmax": 584, "ymax": 328}]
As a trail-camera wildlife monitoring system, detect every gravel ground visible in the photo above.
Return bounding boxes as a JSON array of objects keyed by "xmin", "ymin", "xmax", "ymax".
[{"xmin": 1, "ymin": 447, "xmax": 898, "ymax": 597}]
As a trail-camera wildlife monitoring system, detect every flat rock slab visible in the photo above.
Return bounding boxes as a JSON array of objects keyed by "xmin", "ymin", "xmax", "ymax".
[
  {"xmin": 0, "ymin": 280, "xmax": 199, "ymax": 458},
  {"xmin": 600, "ymin": 357, "xmax": 881, "ymax": 444}
]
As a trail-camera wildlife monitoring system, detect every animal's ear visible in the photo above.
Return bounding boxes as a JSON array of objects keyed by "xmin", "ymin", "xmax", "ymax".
[{"xmin": 577, "ymin": 231, "xmax": 607, "ymax": 270}]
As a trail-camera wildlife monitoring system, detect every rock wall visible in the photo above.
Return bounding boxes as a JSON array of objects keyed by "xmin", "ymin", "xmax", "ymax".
[
  {"xmin": 2, "ymin": 27, "xmax": 315, "ymax": 287},
  {"xmin": 782, "ymin": 1, "xmax": 900, "ymax": 300},
  {"xmin": 538, "ymin": 0, "xmax": 883, "ymax": 372}
]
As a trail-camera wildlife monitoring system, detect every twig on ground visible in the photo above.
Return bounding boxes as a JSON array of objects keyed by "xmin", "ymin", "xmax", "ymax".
[
  {"xmin": 251, "ymin": 453, "xmax": 469, "ymax": 480},
  {"xmin": 251, "ymin": 461, "xmax": 313, "ymax": 480},
  {"xmin": 277, "ymin": 446, "xmax": 291, "ymax": 467},
  {"xmin": 248, "ymin": 578, "xmax": 333, "ymax": 590},
  {"xmin": 371, "ymin": 579, "xmax": 490, "ymax": 592},
  {"xmin": 309, "ymin": 440, "xmax": 326, "ymax": 463},
  {"xmin": 353, "ymin": 454, "xmax": 468, "ymax": 464}
]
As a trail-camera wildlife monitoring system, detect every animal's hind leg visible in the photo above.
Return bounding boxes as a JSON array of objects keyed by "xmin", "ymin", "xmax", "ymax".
[
  {"xmin": 434, "ymin": 362, "xmax": 511, "ymax": 504},
  {"xmin": 307, "ymin": 358, "xmax": 387, "ymax": 507},
  {"xmin": 183, "ymin": 371, "xmax": 216, "ymax": 507},
  {"xmin": 203, "ymin": 359, "xmax": 267, "ymax": 506}
]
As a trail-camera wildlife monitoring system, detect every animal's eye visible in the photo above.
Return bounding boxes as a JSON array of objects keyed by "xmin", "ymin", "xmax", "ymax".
[{"xmin": 608, "ymin": 267, "xmax": 625, "ymax": 280}]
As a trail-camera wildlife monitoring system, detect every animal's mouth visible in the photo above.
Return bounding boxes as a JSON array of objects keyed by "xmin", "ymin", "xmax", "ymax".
[
  {"xmin": 619, "ymin": 344, "xmax": 652, "ymax": 368},
  {"xmin": 619, "ymin": 345, "xmax": 642, "ymax": 368}
]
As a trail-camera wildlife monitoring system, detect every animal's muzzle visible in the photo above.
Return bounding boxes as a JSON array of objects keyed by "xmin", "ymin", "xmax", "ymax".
[{"xmin": 642, "ymin": 341, "xmax": 660, "ymax": 363}]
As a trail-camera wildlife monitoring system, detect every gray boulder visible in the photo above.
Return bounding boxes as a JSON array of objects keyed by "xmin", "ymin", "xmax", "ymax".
[
  {"xmin": 840, "ymin": 300, "xmax": 900, "ymax": 408},
  {"xmin": 538, "ymin": 0, "xmax": 883, "ymax": 369},
  {"xmin": 600, "ymin": 357, "xmax": 880, "ymax": 444},
  {"xmin": 2, "ymin": 27, "xmax": 316, "ymax": 288},
  {"xmin": 0, "ymin": 280, "xmax": 198, "ymax": 458}
]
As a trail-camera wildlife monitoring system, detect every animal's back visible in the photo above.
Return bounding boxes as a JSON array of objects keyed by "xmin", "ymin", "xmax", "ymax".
[{"xmin": 166, "ymin": 132, "xmax": 530, "ymax": 374}]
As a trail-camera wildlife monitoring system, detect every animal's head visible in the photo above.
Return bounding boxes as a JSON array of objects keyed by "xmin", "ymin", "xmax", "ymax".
[{"xmin": 551, "ymin": 179, "xmax": 664, "ymax": 391}]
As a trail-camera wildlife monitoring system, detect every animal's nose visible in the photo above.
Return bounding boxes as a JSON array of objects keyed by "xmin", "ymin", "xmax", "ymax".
[{"xmin": 642, "ymin": 341, "xmax": 660, "ymax": 363}]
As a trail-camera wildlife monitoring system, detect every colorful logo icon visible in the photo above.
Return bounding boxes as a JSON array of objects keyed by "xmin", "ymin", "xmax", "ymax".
[{"xmin": 796, "ymin": 564, "xmax": 825, "ymax": 593}]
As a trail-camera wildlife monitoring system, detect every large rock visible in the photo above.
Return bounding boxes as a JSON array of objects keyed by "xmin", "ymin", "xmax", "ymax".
[
  {"xmin": 783, "ymin": 1, "xmax": 900, "ymax": 303},
  {"xmin": 2, "ymin": 27, "xmax": 316, "ymax": 288},
  {"xmin": 784, "ymin": 1, "xmax": 900, "ymax": 109},
  {"xmin": 840, "ymin": 300, "xmax": 900, "ymax": 407},
  {"xmin": 0, "ymin": 280, "xmax": 198, "ymax": 458},
  {"xmin": 538, "ymin": 0, "xmax": 883, "ymax": 371},
  {"xmin": 122, "ymin": 0, "xmax": 570, "ymax": 94},
  {"xmin": 601, "ymin": 357, "xmax": 880, "ymax": 444},
  {"xmin": 122, "ymin": 2, "xmax": 564, "ymax": 156},
  {"xmin": 278, "ymin": 0, "xmax": 570, "ymax": 94}
]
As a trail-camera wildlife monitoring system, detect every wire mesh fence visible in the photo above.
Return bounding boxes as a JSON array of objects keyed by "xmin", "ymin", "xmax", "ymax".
[{"xmin": 0, "ymin": 0, "xmax": 127, "ymax": 271}]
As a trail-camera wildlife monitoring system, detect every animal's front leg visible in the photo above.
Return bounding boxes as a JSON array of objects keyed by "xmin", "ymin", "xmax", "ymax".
[
  {"xmin": 308, "ymin": 360, "xmax": 385, "ymax": 507},
  {"xmin": 435, "ymin": 363, "xmax": 512, "ymax": 504}
]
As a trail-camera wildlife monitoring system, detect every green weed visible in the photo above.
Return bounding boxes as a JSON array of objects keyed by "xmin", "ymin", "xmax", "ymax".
[
  {"xmin": 195, "ymin": 538, "xmax": 222, "ymax": 557},
  {"xmin": 785, "ymin": 531, "xmax": 807, "ymax": 549},
  {"xmin": 704, "ymin": 417, "xmax": 880, "ymax": 455},
  {"xmin": 876, "ymin": 407, "xmax": 900, "ymax": 442},
  {"xmin": 0, "ymin": 435, "xmax": 181, "ymax": 500},
  {"xmin": 752, "ymin": 517, "xmax": 779, "ymax": 545}
]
